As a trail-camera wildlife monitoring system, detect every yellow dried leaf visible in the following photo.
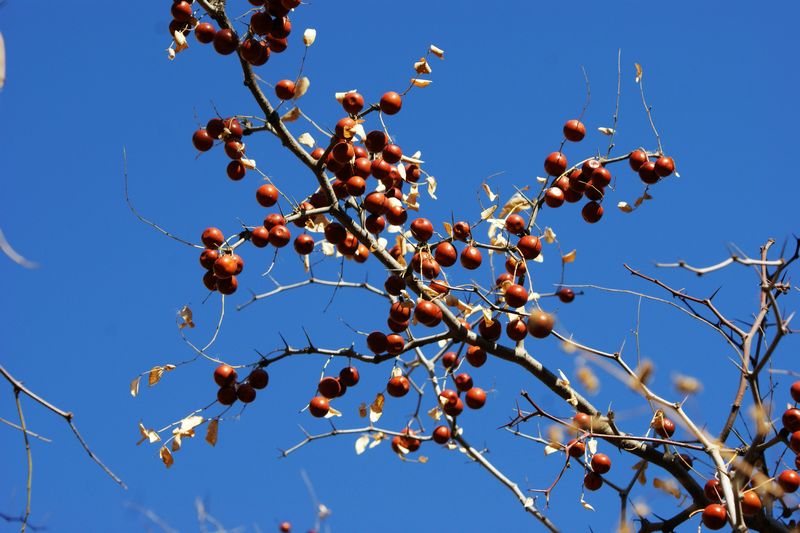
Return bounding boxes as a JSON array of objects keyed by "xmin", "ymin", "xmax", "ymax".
[
  {"xmin": 635, "ymin": 63, "xmax": 643, "ymax": 84},
  {"xmin": 180, "ymin": 416, "xmax": 204, "ymax": 432},
  {"xmin": 205, "ymin": 419, "xmax": 219, "ymax": 447},
  {"xmin": 281, "ymin": 107, "xmax": 301, "ymax": 122},
  {"xmin": 160, "ymin": 446, "xmax": 174, "ymax": 468},
  {"xmin": 177, "ymin": 305, "xmax": 194, "ymax": 329},
  {"xmin": 414, "ymin": 57, "xmax": 432, "ymax": 74},
  {"xmin": 130, "ymin": 376, "xmax": 141, "ymax": 398},
  {"xmin": 411, "ymin": 78, "xmax": 432, "ymax": 88},
  {"xmin": 358, "ymin": 402, "xmax": 368, "ymax": 418},
  {"xmin": 482, "ymin": 182, "xmax": 497, "ymax": 202},
  {"xmin": 617, "ymin": 201, "xmax": 633, "ymax": 213},
  {"xmin": 597, "ymin": 127, "xmax": 615, "ymax": 136},
  {"xmin": 370, "ymin": 393, "xmax": 385, "ymax": 423},
  {"xmin": 653, "ymin": 477, "xmax": 681, "ymax": 499},
  {"xmin": 426, "ymin": 176, "xmax": 437, "ymax": 199},
  {"xmin": 580, "ymin": 499, "xmax": 595, "ymax": 511},
  {"xmin": 294, "ymin": 77, "xmax": 310, "ymax": 99},
  {"xmin": 498, "ymin": 191, "xmax": 532, "ymax": 218},
  {"xmin": 480, "ymin": 205, "xmax": 498, "ymax": 221},
  {"xmin": 429, "ymin": 45, "xmax": 444, "ymax": 59},
  {"xmin": 428, "ymin": 406, "xmax": 442, "ymax": 421},
  {"xmin": 297, "ymin": 132, "xmax": 315, "ymax": 147},
  {"xmin": 171, "ymin": 434, "xmax": 182, "ymax": 452},
  {"xmin": 543, "ymin": 227, "xmax": 557, "ymax": 244},
  {"xmin": 442, "ymin": 221, "xmax": 453, "ymax": 237},
  {"xmin": 577, "ymin": 366, "xmax": 599, "ymax": 394},
  {"xmin": 148, "ymin": 366, "xmax": 164, "ymax": 387},
  {"xmin": 418, "ymin": 455, "xmax": 429, "ymax": 463},
  {"xmin": 561, "ymin": 249, "xmax": 577, "ymax": 264}
]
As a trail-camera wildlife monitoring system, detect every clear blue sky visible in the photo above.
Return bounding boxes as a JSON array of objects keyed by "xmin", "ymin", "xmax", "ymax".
[{"xmin": 1, "ymin": 1, "xmax": 798, "ymax": 531}]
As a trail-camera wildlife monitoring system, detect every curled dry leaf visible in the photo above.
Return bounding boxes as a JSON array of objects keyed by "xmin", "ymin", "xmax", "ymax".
[
  {"xmin": 480, "ymin": 204, "xmax": 498, "ymax": 221},
  {"xmin": 414, "ymin": 57, "xmax": 432, "ymax": 74},
  {"xmin": 167, "ymin": 47, "xmax": 176, "ymax": 60},
  {"xmin": 561, "ymin": 249, "xmax": 577, "ymax": 264},
  {"xmin": 303, "ymin": 28, "xmax": 317, "ymax": 46},
  {"xmin": 148, "ymin": 366, "xmax": 165, "ymax": 387},
  {"xmin": 241, "ymin": 157, "xmax": 257, "ymax": 170},
  {"xmin": 617, "ymin": 201, "xmax": 634, "ymax": 213},
  {"xmin": 426, "ymin": 176, "xmax": 437, "ymax": 199},
  {"xmin": 369, "ymin": 432, "xmax": 385, "ymax": 449},
  {"xmin": 428, "ymin": 406, "xmax": 441, "ymax": 421},
  {"xmin": 355, "ymin": 434, "xmax": 370, "ymax": 455},
  {"xmin": 137, "ymin": 422, "xmax": 161, "ymax": 445},
  {"xmin": 130, "ymin": 376, "xmax": 141, "ymax": 398},
  {"xmin": 334, "ymin": 90, "xmax": 358, "ymax": 103},
  {"xmin": 324, "ymin": 406, "xmax": 342, "ymax": 418},
  {"xmin": 418, "ymin": 456, "xmax": 429, "ymax": 464},
  {"xmin": 160, "ymin": 446, "xmax": 174, "ymax": 469},
  {"xmin": 358, "ymin": 402, "xmax": 367, "ymax": 418},
  {"xmin": 293, "ymin": 77, "xmax": 310, "ymax": 99},
  {"xmin": 635, "ymin": 63, "xmax": 643, "ymax": 84},
  {"xmin": 205, "ymin": 419, "xmax": 219, "ymax": 447},
  {"xmin": 587, "ymin": 438, "xmax": 598, "ymax": 455},
  {"xmin": 544, "ymin": 444, "xmax": 560, "ymax": 456},
  {"xmin": 411, "ymin": 78, "xmax": 432, "ymax": 88},
  {"xmin": 177, "ymin": 305, "xmax": 194, "ymax": 329},
  {"xmin": 482, "ymin": 182, "xmax": 497, "ymax": 202},
  {"xmin": 652, "ymin": 478, "xmax": 681, "ymax": 499},
  {"xmin": 369, "ymin": 392, "xmax": 385, "ymax": 423},
  {"xmin": 543, "ymin": 227, "xmax": 557, "ymax": 244},
  {"xmin": 580, "ymin": 499, "xmax": 595, "ymax": 512},
  {"xmin": 429, "ymin": 44, "xmax": 445, "ymax": 59},
  {"xmin": 297, "ymin": 132, "xmax": 315, "ymax": 147},
  {"xmin": 281, "ymin": 106, "xmax": 301, "ymax": 122},
  {"xmin": 577, "ymin": 366, "xmax": 600, "ymax": 394},
  {"xmin": 597, "ymin": 127, "xmax": 615, "ymax": 136},
  {"xmin": 498, "ymin": 190, "xmax": 532, "ymax": 218},
  {"xmin": 173, "ymin": 31, "xmax": 188, "ymax": 53}
]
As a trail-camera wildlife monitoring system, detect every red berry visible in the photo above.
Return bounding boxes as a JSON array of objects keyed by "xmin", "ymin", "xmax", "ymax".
[
  {"xmin": 783, "ymin": 408, "xmax": 800, "ymax": 432},
  {"xmin": 567, "ymin": 438, "xmax": 585, "ymax": 458},
  {"xmin": 293, "ymin": 234, "xmax": 314, "ymax": 255},
  {"xmin": 454, "ymin": 373, "xmax": 473, "ymax": 392},
  {"xmin": 200, "ymin": 249, "xmax": 220, "ymax": 269},
  {"xmin": 213, "ymin": 29, "xmax": 239, "ymax": 55},
  {"xmin": 702, "ymin": 504, "xmax": 727, "ymax": 530},
  {"xmin": 202, "ymin": 271, "xmax": 217, "ymax": 291},
  {"xmin": 366, "ymin": 331, "xmax": 388, "ymax": 354},
  {"xmin": 268, "ymin": 225, "xmax": 291, "ymax": 247},
  {"xmin": 339, "ymin": 367, "xmax": 359, "ymax": 387},
  {"xmin": 237, "ymin": 383, "xmax": 257, "ymax": 403},
  {"xmin": 506, "ymin": 319, "xmax": 528, "ymax": 341},
  {"xmin": 629, "ymin": 149, "xmax": 648, "ymax": 171},
  {"xmin": 279, "ymin": 522, "xmax": 291, "ymax": 533},
  {"xmin": 226, "ymin": 161, "xmax": 246, "ymax": 181},
  {"xmin": 527, "ymin": 310, "xmax": 554, "ymax": 338},
  {"xmin": 385, "ymin": 205, "xmax": 408, "ymax": 226},
  {"xmin": 387, "ymin": 375, "xmax": 410, "ymax": 397},
  {"xmin": 504, "ymin": 284, "xmax": 528, "ymax": 308},
  {"xmin": 379, "ymin": 92, "xmax": 402, "ymax": 115},
  {"xmin": 410, "ymin": 218, "xmax": 434, "ymax": 242},
  {"xmin": 414, "ymin": 300, "xmax": 442, "ymax": 327},
  {"xmin": 517, "ymin": 235, "xmax": 541, "ymax": 260},
  {"xmin": 364, "ymin": 130, "xmax": 388, "ymax": 153},
  {"xmin": 214, "ymin": 364, "xmax": 237, "ymax": 387},
  {"xmin": 256, "ymin": 184, "xmax": 279, "ymax": 207},
  {"xmin": 591, "ymin": 453, "xmax": 611, "ymax": 474},
  {"xmin": 544, "ymin": 187, "xmax": 565, "ymax": 207},
  {"xmin": 432, "ymin": 426, "xmax": 451, "ymax": 444},
  {"xmin": 213, "ymin": 255, "xmax": 238, "ymax": 279},
  {"xmin": 192, "ymin": 129, "xmax": 214, "ymax": 151},
  {"xmin": 654, "ymin": 155, "xmax": 675, "ymax": 177},
  {"xmin": 171, "ymin": 1, "xmax": 193, "ymax": 22},
  {"xmin": 217, "ymin": 386, "xmax": 237, "ymax": 405},
  {"xmin": 443, "ymin": 396, "xmax": 464, "ymax": 417},
  {"xmin": 563, "ymin": 119, "xmax": 586, "ymax": 142},
  {"xmin": 386, "ymin": 334, "xmax": 405, "ymax": 355},
  {"xmin": 653, "ymin": 417, "xmax": 676, "ymax": 438},
  {"xmin": 544, "ymin": 152, "xmax": 567, "ymax": 176},
  {"xmin": 250, "ymin": 11, "xmax": 272, "ymax": 35},
  {"xmin": 792, "ymin": 381, "xmax": 800, "ymax": 403},
  {"xmin": 441, "ymin": 352, "xmax": 459, "ymax": 370},
  {"xmin": 460, "ymin": 246, "xmax": 482, "ymax": 270},
  {"xmin": 704, "ymin": 479, "xmax": 723, "ymax": 502},
  {"xmin": 778, "ymin": 469, "xmax": 800, "ymax": 493},
  {"xmin": 224, "ymin": 140, "xmax": 244, "ymax": 160},
  {"xmin": 581, "ymin": 201, "xmax": 603, "ymax": 223},
  {"xmin": 466, "ymin": 346, "xmax": 486, "ymax": 367},
  {"xmin": 195, "ymin": 22, "xmax": 216, "ymax": 44},
  {"xmin": 270, "ymin": 16, "xmax": 291, "ymax": 39},
  {"xmin": 308, "ymin": 396, "xmax": 330, "ymax": 417},
  {"xmin": 248, "ymin": 368, "xmax": 269, "ymax": 389},
  {"xmin": 638, "ymin": 161, "xmax": 659, "ymax": 184},
  {"xmin": 342, "ymin": 92, "xmax": 364, "ymax": 114},
  {"xmin": 741, "ymin": 491, "xmax": 762, "ymax": 516},
  {"xmin": 317, "ymin": 377, "xmax": 341, "ymax": 399},
  {"xmin": 556, "ymin": 287, "xmax": 575, "ymax": 303},
  {"xmin": 323, "ymin": 223, "xmax": 346, "ymax": 245},
  {"xmin": 275, "ymin": 79, "xmax": 296, "ymax": 100},
  {"xmin": 583, "ymin": 472, "xmax": 603, "ymax": 491},
  {"xmin": 250, "ymin": 226, "xmax": 270, "ymax": 248},
  {"xmin": 465, "ymin": 387, "xmax": 486, "ymax": 409}
]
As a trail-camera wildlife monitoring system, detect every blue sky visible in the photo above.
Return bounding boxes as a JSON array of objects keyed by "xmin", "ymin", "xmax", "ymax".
[{"xmin": 1, "ymin": 1, "xmax": 798, "ymax": 531}]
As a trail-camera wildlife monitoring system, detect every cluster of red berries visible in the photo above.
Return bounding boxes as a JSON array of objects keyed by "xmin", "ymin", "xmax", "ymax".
[
  {"xmin": 540, "ymin": 119, "xmax": 676, "ymax": 224},
  {"xmin": 191, "ymin": 117, "xmax": 252, "ymax": 181},
  {"xmin": 170, "ymin": 0, "xmax": 299, "ymax": 64},
  {"xmin": 779, "ymin": 381, "xmax": 800, "ymax": 490},
  {"xmin": 198, "ymin": 227, "xmax": 244, "ymax": 295},
  {"xmin": 213, "ymin": 364, "xmax": 269, "ymax": 405},
  {"xmin": 307, "ymin": 366, "xmax": 360, "ymax": 417}
]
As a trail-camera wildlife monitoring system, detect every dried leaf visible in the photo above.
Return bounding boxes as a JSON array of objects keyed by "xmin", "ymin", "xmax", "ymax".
[
  {"xmin": 562, "ymin": 249, "xmax": 577, "ymax": 264},
  {"xmin": 418, "ymin": 455, "xmax": 429, "ymax": 463},
  {"xmin": 482, "ymin": 182, "xmax": 497, "ymax": 202},
  {"xmin": 130, "ymin": 376, "xmax": 141, "ymax": 398},
  {"xmin": 580, "ymin": 499, "xmax": 595, "ymax": 511},
  {"xmin": 653, "ymin": 478, "xmax": 681, "ymax": 499},
  {"xmin": 426, "ymin": 176, "xmax": 437, "ymax": 199},
  {"xmin": 587, "ymin": 438, "xmax": 598, "ymax": 455},
  {"xmin": 429, "ymin": 44, "xmax": 445, "ymax": 59},
  {"xmin": 543, "ymin": 227, "xmax": 557, "ymax": 244},
  {"xmin": 166, "ymin": 47, "xmax": 176, "ymax": 61},
  {"xmin": 597, "ymin": 127, "xmax": 615, "ymax": 136},
  {"xmin": 321, "ymin": 241, "xmax": 335, "ymax": 256},
  {"xmin": 498, "ymin": 191, "xmax": 532, "ymax": 218},
  {"xmin": 355, "ymin": 434, "xmax": 370, "ymax": 455},
  {"xmin": 428, "ymin": 406, "xmax": 442, "ymax": 421},
  {"xmin": 673, "ymin": 373, "xmax": 702, "ymax": 395},
  {"xmin": 369, "ymin": 393, "xmax": 385, "ymax": 423},
  {"xmin": 148, "ymin": 366, "xmax": 165, "ymax": 387},
  {"xmin": 137, "ymin": 422, "xmax": 161, "ymax": 445},
  {"xmin": 180, "ymin": 416, "xmax": 204, "ymax": 432},
  {"xmin": 325, "ymin": 406, "xmax": 342, "ymax": 418},
  {"xmin": 303, "ymin": 28, "xmax": 317, "ymax": 46},
  {"xmin": 205, "ymin": 419, "xmax": 219, "ymax": 446},
  {"xmin": 411, "ymin": 78, "xmax": 432, "ymax": 88},
  {"xmin": 240, "ymin": 157, "xmax": 257, "ymax": 170},
  {"xmin": 617, "ymin": 201, "xmax": 633, "ymax": 213},
  {"xmin": 544, "ymin": 444, "xmax": 560, "ymax": 456},
  {"xmin": 358, "ymin": 402, "xmax": 367, "ymax": 418},
  {"xmin": 294, "ymin": 77, "xmax": 310, "ymax": 99},
  {"xmin": 177, "ymin": 305, "xmax": 194, "ymax": 329},
  {"xmin": 160, "ymin": 446, "xmax": 174, "ymax": 468},
  {"xmin": 334, "ymin": 89, "xmax": 358, "ymax": 103},
  {"xmin": 577, "ymin": 366, "xmax": 600, "ymax": 394},
  {"xmin": 281, "ymin": 106, "xmax": 301, "ymax": 122},
  {"xmin": 171, "ymin": 434, "xmax": 182, "ymax": 452},
  {"xmin": 414, "ymin": 57, "xmax": 432, "ymax": 74},
  {"xmin": 369, "ymin": 432, "xmax": 385, "ymax": 449},
  {"xmin": 297, "ymin": 132, "xmax": 315, "ymax": 147},
  {"xmin": 480, "ymin": 205, "xmax": 498, "ymax": 221},
  {"xmin": 634, "ymin": 63, "xmax": 643, "ymax": 84}
]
